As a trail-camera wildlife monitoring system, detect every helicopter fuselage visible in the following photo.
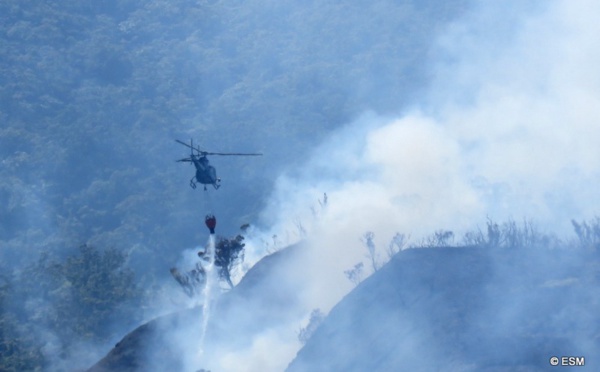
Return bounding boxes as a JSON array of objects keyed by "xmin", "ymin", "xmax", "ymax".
[{"xmin": 192, "ymin": 156, "xmax": 220, "ymax": 189}]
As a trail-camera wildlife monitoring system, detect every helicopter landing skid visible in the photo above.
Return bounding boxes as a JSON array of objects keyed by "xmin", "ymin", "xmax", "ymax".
[{"xmin": 190, "ymin": 178, "xmax": 197, "ymax": 189}]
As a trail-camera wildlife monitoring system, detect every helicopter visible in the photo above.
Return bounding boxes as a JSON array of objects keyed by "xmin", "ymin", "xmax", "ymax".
[{"xmin": 176, "ymin": 139, "xmax": 262, "ymax": 190}]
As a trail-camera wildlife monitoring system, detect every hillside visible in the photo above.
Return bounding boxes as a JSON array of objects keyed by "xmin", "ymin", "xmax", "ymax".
[
  {"xmin": 86, "ymin": 243, "xmax": 600, "ymax": 371},
  {"xmin": 87, "ymin": 243, "xmax": 305, "ymax": 371},
  {"xmin": 287, "ymin": 246, "xmax": 600, "ymax": 371}
]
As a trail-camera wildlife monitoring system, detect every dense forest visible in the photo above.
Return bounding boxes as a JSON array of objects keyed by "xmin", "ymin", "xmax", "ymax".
[
  {"xmin": 1, "ymin": 0, "xmax": 472, "ymax": 369},
  {"xmin": 1, "ymin": 0, "xmax": 470, "ymax": 265}
]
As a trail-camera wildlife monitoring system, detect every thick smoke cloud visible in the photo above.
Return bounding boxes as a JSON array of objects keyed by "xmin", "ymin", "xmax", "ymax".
[
  {"xmin": 220, "ymin": 0, "xmax": 600, "ymax": 370},
  {"xmin": 255, "ymin": 0, "xmax": 600, "ymax": 254},
  {"xmin": 428, "ymin": 0, "xmax": 600, "ymax": 230}
]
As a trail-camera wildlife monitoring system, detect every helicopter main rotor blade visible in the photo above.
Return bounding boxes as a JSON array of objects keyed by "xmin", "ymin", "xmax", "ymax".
[
  {"xmin": 176, "ymin": 139, "xmax": 262, "ymax": 156},
  {"xmin": 176, "ymin": 139, "xmax": 208, "ymax": 154},
  {"xmin": 175, "ymin": 139, "xmax": 195, "ymax": 150},
  {"xmin": 203, "ymin": 152, "xmax": 263, "ymax": 156}
]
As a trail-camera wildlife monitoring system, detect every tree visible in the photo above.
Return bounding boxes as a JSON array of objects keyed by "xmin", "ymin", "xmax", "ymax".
[
  {"xmin": 53, "ymin": 245, "xmax": 141, "ymax": 341},
  {"xmin": 170, "ymin": 233, "xmax": 246, "ymax": 296},
  {"xmin": 361, "ymin": 231, "xmax": 379, "ymax": 272},
  {"xmin": 571, "ymin": 217, "xmax": 600, "ymax": 250},
  {"xmin": 214, "ymin": 235, "xmax": 246, "ymax": 289},
  {"xmin": 17, "ymin": 245, "xmax": 141, "ymax": 344},
  {"xmin": 344, "ymin": 262, "xmax": 364, "ymax": 286},
  {"xmin": 1, "ymin": 272, "xmax": 45, "ymax": 372},
  {"xmin": 387, "ymin": 232, "xmax": 408, "ymax": 259},
  {"xmin": 0, "ymin": 245, "xmax": 141, "ymax": 369},
  {"xmin": 462, "ymin": 218, "xmax": 558, "ymax": 250},
  {"xmin": 420, "ymin": 230, "xmax": 455, "ymax": 248},
  {"xmin": 298, "ymin": 309, "xmax": 325, "ymax": 344}
]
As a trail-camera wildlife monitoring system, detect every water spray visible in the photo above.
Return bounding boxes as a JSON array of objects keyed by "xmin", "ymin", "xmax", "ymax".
[{"xmin": 198, "ymin": 214, "xmax": 218, "ymax": 358}]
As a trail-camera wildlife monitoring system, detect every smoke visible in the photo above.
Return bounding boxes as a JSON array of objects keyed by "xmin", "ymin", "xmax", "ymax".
[
  {"xmin": 132, "ymin": 1, "xmax": 600, "ymax": 371},
  {"xmin": 216, "ymin": 0, "xmax": 600, "ymax": 370},
  {"xmin": 427, "ymin": 0, "xmax": 600, "ymax": 230},
  {"xmin": 210, "ymin": 327, "xmax": 300, "ymax": 372},
  {"xmin": 255, "ymin": 0, "xmax": 600, "ymax": 253}
]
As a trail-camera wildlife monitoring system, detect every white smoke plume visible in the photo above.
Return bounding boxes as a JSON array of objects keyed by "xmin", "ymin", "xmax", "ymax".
[
  {"xmin": 226, "ymin": 1, "xmax": 600, "ymax": 370},
  {"xmin": 253, "ymin": 0, "xmax": 600, "ymax": 266}
]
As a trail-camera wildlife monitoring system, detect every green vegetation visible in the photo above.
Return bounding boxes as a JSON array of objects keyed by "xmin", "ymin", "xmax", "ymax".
[
  {"xmin": 461, "ymin": 218, "xmax": 561, "ymax": 249},
  {"xmin": 298, "ymin": 308, "xmax": 325, "ymax": 345},
  {"xmin": 0, "ymin": 246, "xmax": 141, "ymax": 371},
  {"xmin": 170, "ymin": 234, "xmax": 246, "ymax": 296},
  {"xmin": 0, "ymin": 0, "xmax": 468, "ymax": 368},
  {"xmin": 347, "ymin": 217, "xmax": 600, "ymax": 285},
  {"xmin": 214, "ymin": 235, "xmax": 246, "ymax": 289},
  {"xmin": 572, "ymin": 217, "xmax": 600, "ymax": 250},
  {"xmin": 0, "ymin": 0, "xmax": 470, "ymax": 274}
]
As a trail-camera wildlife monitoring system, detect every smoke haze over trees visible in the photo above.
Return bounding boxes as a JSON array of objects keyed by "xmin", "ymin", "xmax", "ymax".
[{"xmin": 2, "ymin": 0, "xmax": 600, "ymax": 370}]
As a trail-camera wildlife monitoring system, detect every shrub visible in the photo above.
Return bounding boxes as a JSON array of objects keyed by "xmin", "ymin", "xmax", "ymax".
[{"xmin": 571, "ymin": 217, "xmax": 600, "ymax": 250}]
